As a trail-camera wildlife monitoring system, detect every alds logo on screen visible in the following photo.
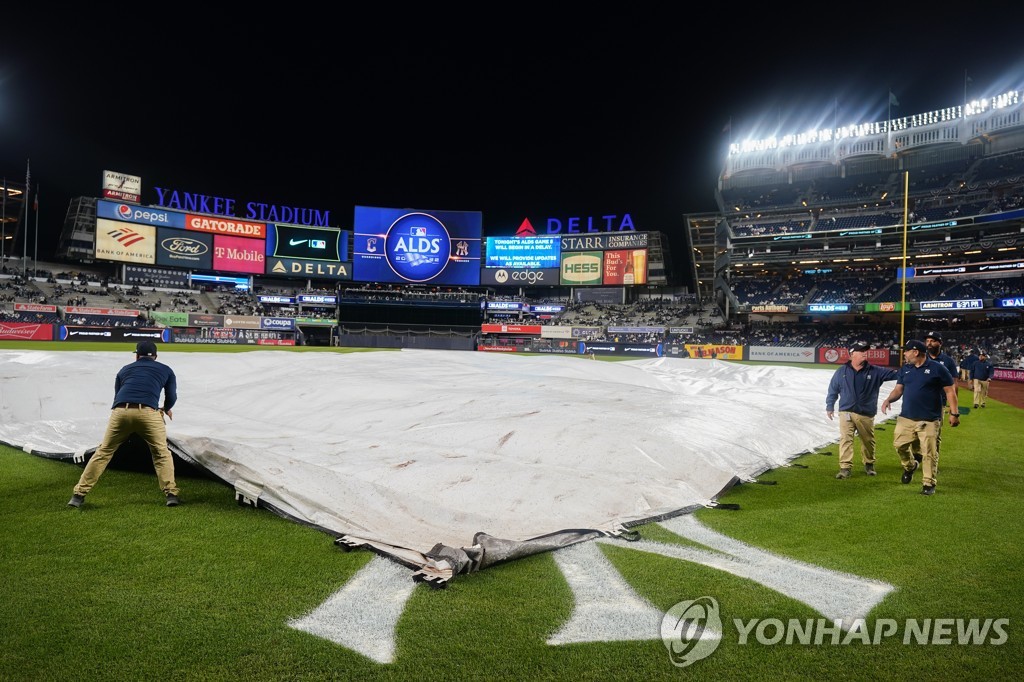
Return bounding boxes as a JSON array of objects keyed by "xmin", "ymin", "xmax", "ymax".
[{"xmin": 384, "ymin": 212, "xmax": 451, "ymax": 282}]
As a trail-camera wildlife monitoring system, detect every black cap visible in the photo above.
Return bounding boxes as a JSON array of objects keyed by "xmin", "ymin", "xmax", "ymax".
[
  {"xmin": 135, "ymin": 340, "xmax": 158, "ymax": 357},
  {"xmin": 904, "ymin": 339, "xmax": 926, "ymax": 353},
  {"xmin": 849, "ymin": 342, "xmax": 870, "ymax": 353},
  {"xmin": 924, "ymin": 331, "xmax": 942, "ymax": 342}
]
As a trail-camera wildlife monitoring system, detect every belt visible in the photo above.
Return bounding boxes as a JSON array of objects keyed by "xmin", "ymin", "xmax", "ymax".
[{"xmin": 114, "ymin": 403, "xmax": 156, "ymax": 410}]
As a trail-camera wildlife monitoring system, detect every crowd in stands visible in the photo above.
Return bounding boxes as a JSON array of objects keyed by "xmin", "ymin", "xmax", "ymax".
[
  {"xmin": 3, "ymin": 262, "xmax": 1023, "ymax": 367},
  {"xmin": 731, "ymin": 273, "xmax": 1023, "ymax": 308}
]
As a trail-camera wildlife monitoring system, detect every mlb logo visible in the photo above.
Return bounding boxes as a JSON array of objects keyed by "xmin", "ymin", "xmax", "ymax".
[{"xmin": 410, "ymin": 226, "xmax": 428, "ymax": 236}]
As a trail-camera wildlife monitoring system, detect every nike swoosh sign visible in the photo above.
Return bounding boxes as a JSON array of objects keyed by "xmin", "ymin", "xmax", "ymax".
[{"xmin": 289, "ymin": 239, "xmax": 308, "ymax": 246}]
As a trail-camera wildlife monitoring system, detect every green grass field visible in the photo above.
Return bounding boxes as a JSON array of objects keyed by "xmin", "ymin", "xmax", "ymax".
[{"xmin": 1, "ymin": 343, "xmax": 1021, "ymax": 680}]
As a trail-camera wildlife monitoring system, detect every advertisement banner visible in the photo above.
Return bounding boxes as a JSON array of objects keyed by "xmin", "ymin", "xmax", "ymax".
[
  {"xmin": 818, "ymin": 346, "xmax": 893, "ymax": 366},
  {"xmin": 95, "ymin": 218, "xmax": 156, "ymax": 264},
  {"xmin": 807, "ymin": 303, "xmax": 851, "ymax": 313},
  {"xmin": 748, "ymin": 346, "xmax": 816, "ymax": 363},
  {"xmin": 995, "ymin": 296, "xmax": 1024, "ymax": 308},
  {"xmin": 14, "ymin": 303, "xmax": 58, "ymax": 313},
  {"xmin": 560, "ymin": 251, "xmax": 603, "ymax": 285},
  {"xmin": 185, "ymin": 214, "xmax": 267, "ymax": 239},
  {"xmin": 477, "ymin": 345, "xmax": 521, "ymax": 352},
  {"xmin": 683, "ymin": 344, "xmax": 743, "ymax": 360},
  {"xmin": 156, "ymin": 227, "xmax": 213, "ymax": 270},
  {"xmin": 480, "ymin": 267, "xmax": 561, "ymax": 287},
  {"xmin": 268, "ymin": 224, "xmax": 347, "ymax": 261},
  {"xmin": 261, "ymin": 317, "xmax": 296, "ymax": 331},
  {"xmin": 994, "ymin": 367, "xmax": 1024, "ymax": 383},
  {"xmin": 298, "ymin": 294, "xmax": 337, "ymax": 305},
  {"xmin": 0, "ymin": 322, "xmax": 54, "ymax": 340},
  {"xmin": 150, "ymin": 311, "xmax": 190, "ymax": 327},
  {"xmin": 124, "ymin": 264, "xmax": 191, "ymax": 289},
  {"xmin": 101, "ymin": 170, "xmax": 142, "ymax": 203},
  {"xmin": 222, "ymin": 315, "xmax": 262, "ymax": 329},
  {"xmin": 266, "ymin": 257, "xmax": 351, "ymax": 280},
  {"xmin": 59, "ymin": 326, "xmax": 171, "ymax": 342},
  {"xmin": 98, "ymin": 199, "xmax": 184, "ymax": 228},
  {"xmin": 560, "ymin": 232, "xmax": 649, "ymax": 251},
  {"xmin": 865, "ymin": 301, "xmax": 912, "ymax": 312},
  {"xmin": 750, "ymin": 304, "xmax": 790, "ymax": 313},
  {"xmin": 213, "ymin": 234, "xmax": 266, "ymax": 274},
  {"xmin": 579, "ymin": 342, "xmax": 663, "ymax": 357},
  {"xmin": 188, "ymin": 313, "xmax": 225, "ymax": 327},
  {"xmin": 65, "ymin": 306, "xmax": 141, "ymax": 317},
  {"xmin": 480, "ymin": 323, "xmax": 543, "ymax": 335},
  {"xmin": 540, "ymin": 325, "xmax": 574, "ymax": 339}
]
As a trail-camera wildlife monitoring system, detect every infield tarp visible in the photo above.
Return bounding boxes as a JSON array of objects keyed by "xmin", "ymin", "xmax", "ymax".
[{"xmin": 0, "ymin": 349, "xmax": 892, "ymax": 580}]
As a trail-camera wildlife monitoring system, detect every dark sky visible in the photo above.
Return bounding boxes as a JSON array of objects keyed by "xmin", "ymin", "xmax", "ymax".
[{"xmin": 3, "ymin": 11, "xmax": 1023, "ymax": 287}]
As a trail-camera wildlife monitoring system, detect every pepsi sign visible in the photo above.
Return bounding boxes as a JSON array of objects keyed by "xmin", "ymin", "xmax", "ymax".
[{"xmin": 97, "ymin": 200, "xmax": 186, "ymax": 228}]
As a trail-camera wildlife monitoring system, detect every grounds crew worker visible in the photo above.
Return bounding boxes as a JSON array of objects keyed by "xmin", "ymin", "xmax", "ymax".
[{"xmin": 68, "ymin": 340, "xmax": 180, "ymax": 508}]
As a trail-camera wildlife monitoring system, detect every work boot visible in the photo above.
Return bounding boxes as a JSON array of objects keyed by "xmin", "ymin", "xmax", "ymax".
[
  {"xmin": 835, "ymin": 469, "xmax": 851, "ymax": 480},
  {"xmin": 864, "ymin": 463, "xmax": 876, "ymax": 476},
  {"xmin": 67, "ymin": 494, "xmax": 84, "ymax": 508},
  {"xmin": 166, "ymin": 493, "xmax": 180, "ymax": 507}
]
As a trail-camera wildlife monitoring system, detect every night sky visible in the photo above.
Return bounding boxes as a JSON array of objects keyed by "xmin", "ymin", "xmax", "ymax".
[{"xmin": 3, "ymin": 11, "xmax": 1023, "ymax": 288}]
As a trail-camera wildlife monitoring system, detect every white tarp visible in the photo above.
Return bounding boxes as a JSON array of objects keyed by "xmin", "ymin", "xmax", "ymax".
[{"xmin": 0, "ymin": 349, "xmax": 887, "ymax": 578}]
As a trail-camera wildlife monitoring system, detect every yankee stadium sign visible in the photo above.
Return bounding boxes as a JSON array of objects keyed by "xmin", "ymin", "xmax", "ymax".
[{"xmin": 153, "ymin": 187, "xmax": 330, "ymax": 227}]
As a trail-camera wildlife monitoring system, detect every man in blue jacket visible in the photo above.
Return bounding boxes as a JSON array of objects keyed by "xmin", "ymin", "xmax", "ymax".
[
  {"xmin": 67, "ymin": 340, "xmax": 181, "ymax": 508},
  {"xmin": 881, "ymin": 339, "xmax": 960, "ymax": 496},
  {"xmin": 971, "ymin": 350, "xmax": 995, "ymax": 408},
  {"xmin": 826, "ymin": 341, "xmax": 899, "ymax": 479}
]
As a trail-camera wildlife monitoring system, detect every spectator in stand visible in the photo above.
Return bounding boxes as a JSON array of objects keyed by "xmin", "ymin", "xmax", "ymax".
[
  {"xmin": 881, "ymin": 339, "xmax": 960, "ymax": 496},
  {"xmin": 825, "ymin": 341, "xmax": 899, "ymax": 479},
  {"xmin": 970, "ymin": 351, "xmax": 995, "ymax": 409}
]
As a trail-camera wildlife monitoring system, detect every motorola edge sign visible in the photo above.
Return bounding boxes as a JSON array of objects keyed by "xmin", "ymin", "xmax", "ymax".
[{"xmin": 481, "ymin": 267, "xmax": 560, "ymax": 286}]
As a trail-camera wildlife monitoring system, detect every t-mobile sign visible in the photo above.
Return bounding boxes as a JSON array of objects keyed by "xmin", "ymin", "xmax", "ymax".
[{"xmin": 213, "ymin": 235, "xmax": 266, "ymax": 274}]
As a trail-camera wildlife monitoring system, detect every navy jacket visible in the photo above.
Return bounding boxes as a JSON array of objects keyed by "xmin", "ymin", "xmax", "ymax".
[
  {"xmin": 971, "ymin": 359, "xmax": 995, "ymax": 382},
  {"xmin": 111, "ymin": 357, "xmax": 177, "ymax": 411},
  {"xmin": 826, "ymin": 361, "xmax": 899, "ymax": 416}
]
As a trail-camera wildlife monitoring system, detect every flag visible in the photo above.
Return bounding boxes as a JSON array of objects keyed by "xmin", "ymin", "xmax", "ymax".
[
  {"xmin": 33, "ymin": 189, "xmax": 38, "ymax": 212},
  {"xmin": 889, "ymin": 91, "xmax": 900, "ymax": 107},
  {"xmin": 25, "ymin": 159, "xmax": 31, "ymax": 202}
]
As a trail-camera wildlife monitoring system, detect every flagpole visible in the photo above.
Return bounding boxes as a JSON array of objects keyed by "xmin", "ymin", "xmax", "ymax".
[
  {"xmin": 1, "ymin": 176, "xmax": 6, "ymax": 268},
  {"xmin": 23, "ymin": 160, "xmax": 30, "ymax": 272},
  {"xmin": 33, "ymin": 187, "xmax": 39, "ymax": 279}
]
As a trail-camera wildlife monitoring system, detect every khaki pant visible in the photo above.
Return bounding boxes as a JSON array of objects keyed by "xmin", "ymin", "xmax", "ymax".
[
  {"xmin": 837, "ymin": 412, "xmax": 877, "ymax": 469},
  {"xmin": 893, "ymin": 416, "xmax": 940, "ymax": 487},
  {"xmin": 973, "ymin": 379, "xmax": 991, "ymax": 407},
  {"xmin": 74, "ymin": 407, "xmax": 178, "ymax": 496}
]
